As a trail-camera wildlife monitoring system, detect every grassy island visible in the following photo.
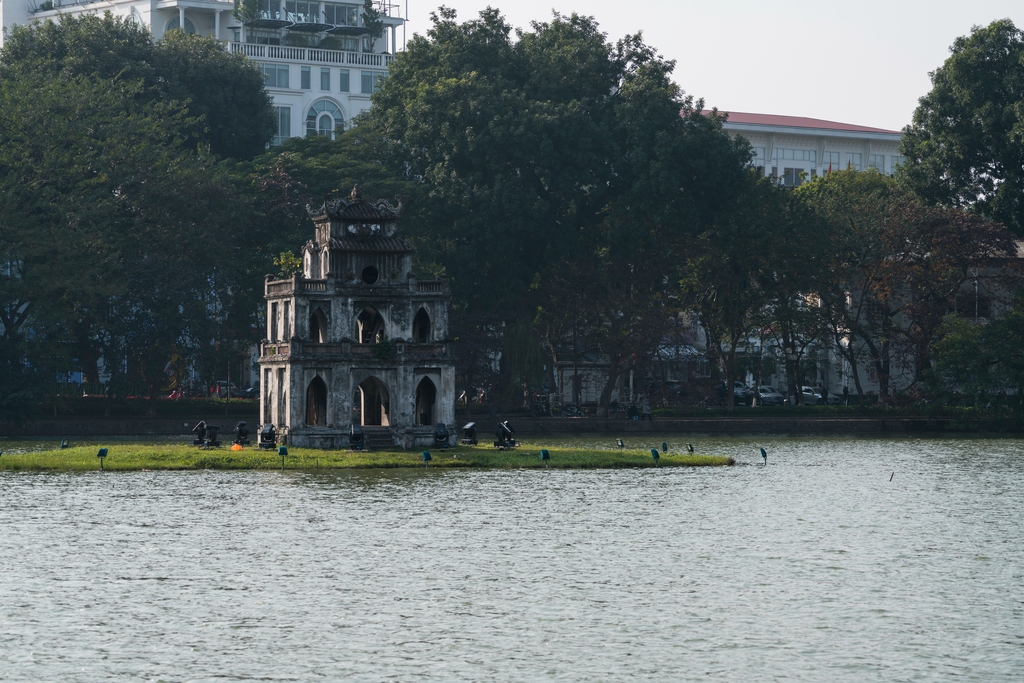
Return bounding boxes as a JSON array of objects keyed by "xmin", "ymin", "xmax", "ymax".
[{"xmin": 0, "ymin": 443, "xmax": 734, "ymax": 472}]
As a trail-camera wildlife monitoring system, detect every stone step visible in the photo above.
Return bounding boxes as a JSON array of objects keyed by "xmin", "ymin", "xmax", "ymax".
[{"xmin": 362, "ymin": 428, "xmax": 396, "ymax": 450}]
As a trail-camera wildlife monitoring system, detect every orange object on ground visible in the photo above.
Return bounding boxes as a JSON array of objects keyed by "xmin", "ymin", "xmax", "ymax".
[{"xmin": 231, "ymin": 444, "xmax": 243, "ymax": 451}]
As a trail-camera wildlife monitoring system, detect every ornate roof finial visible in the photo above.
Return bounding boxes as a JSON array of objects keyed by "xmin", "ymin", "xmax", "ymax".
[{"xmin": 351, "ymin": 183, "xmax": 362, "ymax": 201}]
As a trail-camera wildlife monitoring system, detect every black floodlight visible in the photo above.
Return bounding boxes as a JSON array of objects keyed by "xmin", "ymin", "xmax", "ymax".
[
  {"xmin": 191, "ymin": 421, "xmax": 208, "ymax": 446},
  {"xmin": 204, "ymin": 425, "xmax": 222, "ymax": 448},
  {"xmin": 259, "ymin": 424, "xmax": 277, "ymax": 450},
  {"xmin": 434, "ymin": 423, "xmax": 450, "ymax": 449},
  {"xmin": 60, "ymin": 440, "xmax": 69, "ymax": 449},
  {"xmin": 233, "ymin": 421, "xmax": 250, "ymax": 446},
  {"xmin": 461, "ymin": 422, "xmax": 477, "ymax": 445},
  {"xmin": 494, "ymin": 421, "xmax": 517, "ymax": 450}
]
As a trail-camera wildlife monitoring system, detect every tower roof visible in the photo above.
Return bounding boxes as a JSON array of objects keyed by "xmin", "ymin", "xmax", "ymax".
[{"xmin": 306, "ymin": 184, "xmax": 405, "ymax": 223}]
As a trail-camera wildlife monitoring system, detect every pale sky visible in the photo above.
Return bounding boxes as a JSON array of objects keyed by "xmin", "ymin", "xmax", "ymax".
[{"xmin": 395, "ymin": 1, "xmax": 1024, "ymax": 132}]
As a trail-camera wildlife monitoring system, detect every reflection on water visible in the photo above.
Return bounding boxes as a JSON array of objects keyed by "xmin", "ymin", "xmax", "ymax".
[{"xmin": 1, "ymin": 436, "xmax": 1022, "ymax": 682}]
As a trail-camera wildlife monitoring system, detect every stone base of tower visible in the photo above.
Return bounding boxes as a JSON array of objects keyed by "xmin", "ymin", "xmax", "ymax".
[{"xmin": 284, "ymin": 424, "xmax": 454, "ymax": 450}]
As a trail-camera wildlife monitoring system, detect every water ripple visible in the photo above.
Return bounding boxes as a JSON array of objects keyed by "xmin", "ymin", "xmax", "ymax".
[{"xmin": 0, "ymin": 436, "xmax": 1021, "ymax": 681}]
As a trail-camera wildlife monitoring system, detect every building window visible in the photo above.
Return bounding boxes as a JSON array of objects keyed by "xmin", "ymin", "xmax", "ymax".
[
  {"xmin": 285, "ymin": 0, "xmax": 317, "ymax": 23},
  {"xmin": 772, "ymin": 148, "xmax": 816, "ymax": 163},
  {"xmin": 869, "ymin": 154, "xmax": 885, "ymax": 172},
  {"xmin": 320, "ymin": 67, "xmax": 331, "ymax": 91},
  {"xmin": 272, "ymin": 106, "xmax": 291, "ymax": 146},
  {"xmin": 256, "ymin": 0, "xmax": 281, "ymax": 21},
  {"xmin": 823, "ymin": 151, "xmax": 839, "ymax": 170},
  {"xmin": 750, "ymin": 147, "xmax": 766, "ymax": 169},
  {"xmin": 323, "ymin": 2, "xmax": 359, "ymax": 26},
  {"xmin": 300, "ymin": 66, "xmax": 311, "ymax": 90},
  {"xmin": 165, "ymin": 16, "xmax": 196, "ymax": 34},
  {"xmin": 248, "ymin": 28, "xmax": 282, "ymax": 45},
  {"xmin": 339, "ymin": 69, "xmax": 350, "ymax": 92},
  {"xmin": 360, "ymin": 71, "xmax": 384, "ymax": 94},
  {"xmin": 891, "ymin": 155, "xmax": 906, "ymax": 172},
  {"xmin": 846, "ymin": 153, "xmax": 862, "ymax": 171},
  {"xmin": 261, "ymin": 63, "xmax": 290, "ymax": 88},
  {"xmin": 782, "ymin": 168, "xmax": 804, "ymax": 187},
  {"xmin": 306, "ymin": 100, "xmax": 345, "ymax": 138}
]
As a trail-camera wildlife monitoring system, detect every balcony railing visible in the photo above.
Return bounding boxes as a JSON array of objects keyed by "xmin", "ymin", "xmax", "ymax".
[
  {"xmin": 230, "ymin": 42, "xmax": 395, "ymax": 67},
  {"xmin": 265, "ymin": 276, "xmax": 329, "ymax": 296}
]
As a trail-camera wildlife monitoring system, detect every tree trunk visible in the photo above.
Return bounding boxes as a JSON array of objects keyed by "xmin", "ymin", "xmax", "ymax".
[{"xmin": 597, "ymin": 358, "xmax": 621, "ymax": 418}]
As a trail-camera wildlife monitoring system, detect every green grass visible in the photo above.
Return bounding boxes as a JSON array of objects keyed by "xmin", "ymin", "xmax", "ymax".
[{"xmin": 0, "ymin": 443, "xmax": 734, "ymax": 472}]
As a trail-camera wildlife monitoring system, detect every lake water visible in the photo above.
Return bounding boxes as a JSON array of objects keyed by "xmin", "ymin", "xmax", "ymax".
[{"xmin": 1, "ymin": 435, "xmax": 1021, "ymax": 681}]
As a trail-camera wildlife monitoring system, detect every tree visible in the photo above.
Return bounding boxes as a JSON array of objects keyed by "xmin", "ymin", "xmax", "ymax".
[
  {"xmin": 0, "ymin": 13, "xmax": 275, "ymax": 160},
  {"xmin": 932, "ymin": 296, "xmax": 1024, "ymax": 405},
  {"xmin": 154, "ymin": 30, "xmax": 276, "ymax": 160},
  {"xmin": 365, "ymin": 8, "xmax": 750, "ymax": 402},
  {"xmin": 797, "ymin": 170, "xmax": 1019, "ymax": 401},
  {"xmin": 900, "ymin": 19, "xmax": 1024, "ymax": 236},
  {"xmin": 682, "ymin": 173, "xmax": 827, "ymax": 408},
  {"xmin": 0, "ymin": 64, "xmax": 258, "ymax": 413}
]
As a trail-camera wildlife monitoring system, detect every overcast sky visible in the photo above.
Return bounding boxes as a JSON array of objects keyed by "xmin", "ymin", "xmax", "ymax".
[{"xmin": 396, "ymin": 1, "xmax": 1024, "ymax": 132}]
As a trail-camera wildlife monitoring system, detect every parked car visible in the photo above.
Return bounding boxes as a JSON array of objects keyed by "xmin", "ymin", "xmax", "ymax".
[
  {"xmin": 801, "ymin": 386, "xmax": 824, "ymax": 405},
  {"xmin": 733, "ymin": 381, "xmax": 754, "ymax": 406},
  {"xmin": 756, "ymin": 386, "xmax": 786, "ymax": 406}
]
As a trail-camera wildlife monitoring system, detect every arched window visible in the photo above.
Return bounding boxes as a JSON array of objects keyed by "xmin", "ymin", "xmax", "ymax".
[
  {"xmin": 415, "ymin": 377, "xmax": 437, "ymax": 425},
  {"xmin": 309, "ymin": 308, "xmax": 327, "ymax": 343},
  {"xmin": 165, "ymin": 16, "xmax": 196, "ymax": 34},
  {"xmin": 306, "ymin": 100, "xmax": 344, "ymax": 139},
  {"xmin": 356, "ymin": 307, "xmax": 385, "ymax": 344},
  {"xmin": 305, "ymin": 376, "xmax": 327, "ymax": 426},
  {"xmin": 412, "ymin": 308, "xmax": 431, "ymax": 343}
]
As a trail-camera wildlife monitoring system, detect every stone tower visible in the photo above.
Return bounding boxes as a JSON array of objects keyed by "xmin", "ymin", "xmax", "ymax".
[{"xmin": 259, "ymin": 186, "xmax": 455, "ymax": 449}]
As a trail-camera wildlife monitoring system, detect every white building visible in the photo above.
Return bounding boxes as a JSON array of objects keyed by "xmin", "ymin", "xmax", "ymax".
[
  {"xmin": 1, "ymin": 0, "xmax": 405, "ymax": 144},
  {"xmin": 712, "ymin": 111, "xmax": 904, "ymax": 185}
]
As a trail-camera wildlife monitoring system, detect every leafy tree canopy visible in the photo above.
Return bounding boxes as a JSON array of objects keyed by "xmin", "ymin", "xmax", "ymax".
[
  {"xmin": 0, "ymin": 12, "xmax": 275, "ymax": 160},
  {"xmin": 900, "ymin": 19, "xmax": 1024, "ymax": 235},
  {"xmin": 365, "ymin": 8, "xmax": 750, "ymax": 320}
]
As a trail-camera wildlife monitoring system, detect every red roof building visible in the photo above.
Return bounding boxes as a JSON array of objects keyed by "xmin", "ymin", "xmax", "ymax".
[{"xmin": 702, "ymin": 110, "xmax": 905, "ymax": 186}]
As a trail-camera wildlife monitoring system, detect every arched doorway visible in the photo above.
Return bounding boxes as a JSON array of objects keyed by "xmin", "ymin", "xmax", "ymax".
[
  {"xmin": 415, "ymin": 377, "xmax": 437, "ymax": 426},
  {"xmin": 357, "ymin": 377, "xmax": 390, "ymax": 426},
  {"xmin": 309, "ymin": 308, "xmax": 327, "ymax": 343},
  {"xmin": 357, "ymin": 307, "xmax": 385, "ymax": 344},
  {"xmin": 305, "ymin": 376, "xmax": 327, "ymax": 426},
  {"xmin": 413, "ymin": 308, "xmax": 431, "ymax": 343}
]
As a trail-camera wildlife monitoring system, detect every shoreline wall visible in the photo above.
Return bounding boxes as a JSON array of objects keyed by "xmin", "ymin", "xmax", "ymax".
[{"xmin": 1, "ymin": 415, "xmax": 1014, "ymax": 437}]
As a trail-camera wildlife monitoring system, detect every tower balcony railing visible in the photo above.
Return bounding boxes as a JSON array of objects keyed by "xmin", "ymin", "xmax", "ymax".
[
  {"xmin": 260, "ymin": 339, "xmax": 453, "ymax": 359},
  {"xmin": 265, "ymin": 275, "xmax": 328, "ymax": 296},
  {"xmin": 230, "ymin": 42, "xmax": 395, "ymax": 67}
]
